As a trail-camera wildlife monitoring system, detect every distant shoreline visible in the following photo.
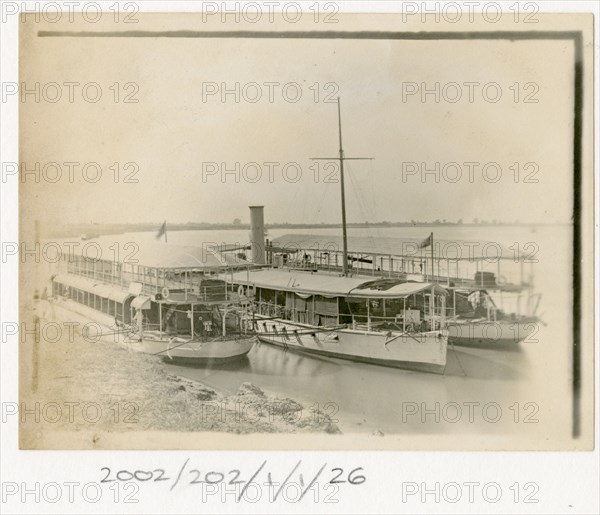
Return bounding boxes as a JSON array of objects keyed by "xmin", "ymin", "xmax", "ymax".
[{"xmin": 40, "ymin": 221, "xmax": 569, "ymax": 239}]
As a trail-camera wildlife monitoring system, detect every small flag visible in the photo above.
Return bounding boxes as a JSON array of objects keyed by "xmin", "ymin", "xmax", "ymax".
[
  {"xmin": 419, "ymin": 233, "xmax": 432, "ymax": 248},
  {"xmin": 156, "ymin": 220, "xmax": 167, "ymax": 242}
]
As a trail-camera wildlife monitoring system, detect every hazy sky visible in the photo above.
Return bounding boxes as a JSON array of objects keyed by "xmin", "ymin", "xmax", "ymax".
[{"xmin": 20, "ymin": 15, "xmax": 576, "ymax": 229}]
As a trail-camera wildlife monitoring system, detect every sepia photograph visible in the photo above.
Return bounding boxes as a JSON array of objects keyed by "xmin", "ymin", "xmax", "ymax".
[
  {"xmin": 2, "ymin": 2, "xmax": 598, "ymax": 513},
  {"xmin": 16, "ymin": 9, "xmax": 595, "ymax": 451}
]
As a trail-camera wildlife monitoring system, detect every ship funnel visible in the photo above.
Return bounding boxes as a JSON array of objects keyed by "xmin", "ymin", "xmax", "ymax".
[{"xmin": 249, "ymin": 206, "xmax": 265, "ymax": 264}]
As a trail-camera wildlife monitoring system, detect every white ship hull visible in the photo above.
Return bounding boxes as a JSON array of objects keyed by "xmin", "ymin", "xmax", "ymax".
[
  {"xmin": 448, "ymin": 319, "xmax": 538, "ymax": 347},
  {"xmin": 39, "ymin": 298, "xmax": 255, "ymax": 363},
  {"xmin": 126, "ymin": 332, "xmax": 255, "ymax": 363},
  {"xmin": 254, "ymin": 316, "xmax": 448, "ymax": 373}
]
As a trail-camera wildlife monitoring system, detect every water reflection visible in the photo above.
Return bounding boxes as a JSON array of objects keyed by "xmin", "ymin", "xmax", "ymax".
[
  {"xmin": 164, "ymin": 336, "xmax": 539, "ymax": 435},
  {"xmin": 166, "ymin": 355, "xmax": 251, "ymax": 372},
  {"xmin": 247, "ymin": 341, "xmax": 341, "ymax": 377},
  {"xmin": 445, "ymin": 346, "xmax": 529, "ymax": 381}
]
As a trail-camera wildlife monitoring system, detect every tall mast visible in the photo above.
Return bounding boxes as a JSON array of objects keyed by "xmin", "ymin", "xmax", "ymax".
[
  {"xmin": 337, "ymin": 98, "xmax": 349, "ymax": 275},
  {"xmin": 310, "ymin": 97, "xmax": 373, "ymax": 276}
]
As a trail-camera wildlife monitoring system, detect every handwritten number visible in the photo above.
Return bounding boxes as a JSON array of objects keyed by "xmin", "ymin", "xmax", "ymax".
[
  {"xmin": 153, "ymin": 469, "xmax": 169, "ymax": 482},
  {"xmin": 189, "ymin": 469, "xmax": 203, "ymax": 485},
  {"xmin": 348, "ymin": 467, "xmax": 366, "ymax": 485},
  {"xmin": 205, "ymin": 472, "xmax": 225, "ymax": 484},
  {"xmin": 133, "ymin": 470, "xmax": 153, "ymax": 481},
  {"xmin": 100, "ymin": 467, "xmax": 114, "ymax": 483},
  {"xmin": 228, "ymin": 469, "xmax": 244, "ymax": 485},
  {"xmin": 330, "ymin": 467, "xmax": 366, "ymax": 485},
  {"xmin": 117, "ymin": 470, "xmax": 134, "ymax": 481},
  {"xmin": 330, "ymin": 468, "xmax": 345, "ymax": 484}
]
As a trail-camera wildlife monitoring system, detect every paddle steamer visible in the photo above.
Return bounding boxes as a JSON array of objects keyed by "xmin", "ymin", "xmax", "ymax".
[{"xmin": 44, "ymin": 240, "xmax": 256, "ymax": 363}]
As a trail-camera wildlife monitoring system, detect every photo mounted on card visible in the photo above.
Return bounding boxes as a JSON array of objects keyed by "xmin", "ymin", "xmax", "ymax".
[{"xmin": 18, "ymin": 11, "xmax": 594, "ymax": 450}]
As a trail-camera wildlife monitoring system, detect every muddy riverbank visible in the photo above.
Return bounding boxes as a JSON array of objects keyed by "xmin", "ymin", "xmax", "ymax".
[{"xmin": 19, "ymin": 305, "xmax": 340, "ymax": 449}]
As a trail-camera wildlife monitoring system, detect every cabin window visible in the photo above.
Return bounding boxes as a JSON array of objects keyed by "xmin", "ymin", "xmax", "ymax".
[
  {"xmin": 406, "ymin": 294, "xmax": 427, "ymax": 311},
  {"xmin": 257, "ymin": 288, "xmax": 283, "ymax": 316},
  {"xmin": 199, "ymin": 279, "xmax": 227, "ymax": 301},
  {"xmin": 114, "ymin": 302, "xmax": 123, "ymax": 321},
  {"xmin": 259, "ymin": 288, "xmax": 276, "ymax": 303},
  {"xmin": 338, "ymin": 297, "xmax": 353, "ymax": 324},
  {"xmin": 112, "ymin": 262, "xmax": 121, "ymax": 282},
  {"xmin": 313, "ymin": 295, "xmax": 339, "ymax": 326},
  {"xmin": 383, "ymin": 298, "xmax": 402, "ymax": 318},
  {"xmin": 344, "ymin": 297, "xmax": 369, "ymax": 324},
  {"xmin": 285, "ymin": 292, "xmax": 309, "ymax": 323},
  {"xmin": 367, "ymin": 298, "xmax": 384, "ymax": 318}
]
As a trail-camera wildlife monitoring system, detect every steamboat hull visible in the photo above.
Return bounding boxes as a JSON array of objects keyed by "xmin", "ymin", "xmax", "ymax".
[
  {"xmin": 448, "ymin": 320, "xmax": 537, "ymax": 348},
  {"xmin": 255, "ymin": 317, "xmax": 447, "ymax": 374},
  {"xmin": 40, "ymin": 299, "xmax": 255, "ymax": 363},
  {"xmin": 127, "ymin": 335, "xmax": 255, "ymax": 362}
]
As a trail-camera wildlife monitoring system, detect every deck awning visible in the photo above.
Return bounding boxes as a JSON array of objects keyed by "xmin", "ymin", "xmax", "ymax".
[
  {"xmin": 53, "ymin": 274, "xmax": 95, "ymax": 291},
  {"xmin": 131, "ymin": 295, "xmax": 152, "ymax": 310},
  {"xmin": 353, "ymin": 281, "xmax": 448, "ymax": 298},
  {"xmin": 227, "ymin": 269, "xmax": 448, "ymax": 299},
  {"xmin": 91, "ymin": 283, "xmax": 113, "ymax": 298},
  {"xmin": 107, "ymin": 289, "xmax": 134, "ymax": 303},
  {"xmin": 53, "ymin": 274, "xmax": 133, "ymax": 303}
]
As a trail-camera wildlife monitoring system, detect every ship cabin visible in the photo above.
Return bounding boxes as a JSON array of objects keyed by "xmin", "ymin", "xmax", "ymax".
[
  {"xmin": 228, "ymin": 269, "xmax": 448, "ymax": 333},
  {"xmin": 50, "ymin": 239, "xmax": 255, "ymax": 340}
]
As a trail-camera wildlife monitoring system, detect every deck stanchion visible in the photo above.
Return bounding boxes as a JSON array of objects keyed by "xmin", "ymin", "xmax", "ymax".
[
  {"xmin": 453, "ymin": 288, "xmax": 456, "ymax": 321},
  {"xmin": 191, "ymin": 303, "xmax": 194, "ymax": 338},
  {"xmin": 159, "ymin": 303, "xmax": 162, "ymax": 338}
]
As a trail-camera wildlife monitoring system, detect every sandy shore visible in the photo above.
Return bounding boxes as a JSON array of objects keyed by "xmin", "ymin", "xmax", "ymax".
[{"xmin": 19, "ymin": 300, "xmax": 340, "ymax": 449}]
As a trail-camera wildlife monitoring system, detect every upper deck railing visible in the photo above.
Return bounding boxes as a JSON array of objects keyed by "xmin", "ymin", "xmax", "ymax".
[
  {"xmin": 266, "ymin": 245, "xmax": 534, "ymax": 292},
  {"xmin": 60, "ymin": 255, "xmax": 232, "ymax": 301}
]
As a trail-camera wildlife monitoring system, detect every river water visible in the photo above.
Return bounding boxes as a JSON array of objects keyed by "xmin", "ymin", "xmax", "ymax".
[
  {"xmin": 45, "ymin": 224, "xmax": 573, "ymax": 438},
  {"xmin": 143, "ymin": 224, "xmax": 572, "ymax": 439}
]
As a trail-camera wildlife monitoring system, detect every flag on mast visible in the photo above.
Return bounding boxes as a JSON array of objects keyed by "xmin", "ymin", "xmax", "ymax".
[
  {"xmin": 419, "ymin": 233, "xmax": 432, "ymax": 248},
  {"xmin": 156, "ymin": 220, "xmax": 167, "ymax": 242},
  {"xmin": 418, "ymin": 232, "xmax": 434, "ymax": 280}
]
